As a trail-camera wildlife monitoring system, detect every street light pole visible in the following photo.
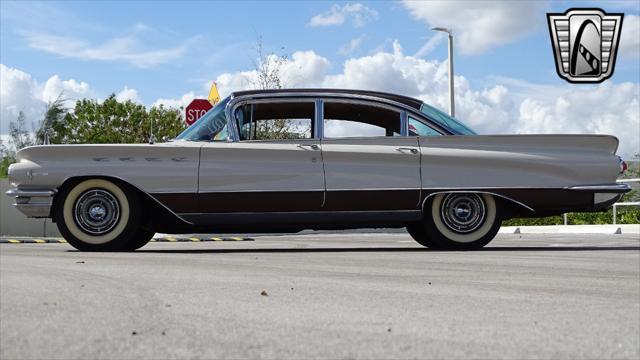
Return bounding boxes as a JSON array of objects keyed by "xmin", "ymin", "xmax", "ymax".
[{"xmin": 432, "ymin": 27, "xmax": 455, "ymax": 117}]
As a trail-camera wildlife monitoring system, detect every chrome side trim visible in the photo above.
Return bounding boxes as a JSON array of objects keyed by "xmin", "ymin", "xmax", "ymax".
[
  {"xmin": 422, "ymin": 190, "xmax": 536, "ymax": 213},
  {"xmin": 5, "ymin": 188, "xmax": 57, "ymax": 218},
  {"xmin": 6, "ymin": 189, "xmax": 56, "ymax": 197},
  {"xmin": 566, "ymin": 184, "xmax": 631, "ymax": 192}
]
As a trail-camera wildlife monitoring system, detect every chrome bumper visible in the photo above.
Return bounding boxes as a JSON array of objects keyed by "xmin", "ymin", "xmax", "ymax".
[
  {"xmin": 5, "ymin": 188, "xmax": 57, "ymax": 218},
  {"xmin": 566, "ymin": 183, "xmax": 631, "ymax": 193},
  {"xmin": 567, "ymin": 183, "xmax": 631, "ymax": 211}
]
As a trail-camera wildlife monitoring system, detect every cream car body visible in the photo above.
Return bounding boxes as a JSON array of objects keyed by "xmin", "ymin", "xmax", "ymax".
[{"xmin": 6, "ymin": 89, "xmax": 629, "ymax": 251}]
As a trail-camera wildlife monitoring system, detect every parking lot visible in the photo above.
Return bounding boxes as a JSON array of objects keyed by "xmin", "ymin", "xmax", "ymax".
[{"xmin": 1, "ymin": 232, "xmax": 639, "ymax": 359}]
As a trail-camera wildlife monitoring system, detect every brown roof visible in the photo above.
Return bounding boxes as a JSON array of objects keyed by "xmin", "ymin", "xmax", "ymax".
[{"xmin": 231, "ymin": 88, "xmax": 423, "ymax": 110}]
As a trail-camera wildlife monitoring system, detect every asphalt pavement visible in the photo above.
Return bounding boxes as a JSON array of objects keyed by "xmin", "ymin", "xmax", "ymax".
[{"xmin": 1, "ymin": 232, "xmax": 639, "ymax": 359}]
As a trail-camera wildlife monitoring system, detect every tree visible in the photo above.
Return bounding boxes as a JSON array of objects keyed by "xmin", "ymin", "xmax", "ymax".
[
  {"xmin": 0, "ymin": 94, "xmax": 186, "ymax": 177},
  {"xmin": 36, "ymin": 96, "xmax": 68, "ymax": 145},
  {"xmin": 1, "ymin": 110, "xmax": 37, "ymax": 178},
  {"xmin": 248, "ymin": 37, "xmax": 309, "ymax": 140},
  {"xmin": 50, "ymin": 94, "xmax": 184, "ymax": 144},
  {"xmin": 8, "ymin": 111, "xmax": 36, "ymax": 150}
]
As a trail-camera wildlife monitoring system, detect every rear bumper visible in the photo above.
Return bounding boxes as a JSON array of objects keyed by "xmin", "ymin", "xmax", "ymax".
[
  {"xmin": 566, "ymin": 183, "xmax": 631, "ymax": 193},
  {"xmin": 5, "ymin": 188, "xmax": 56, "ymax": 218},
  {"xmin": 566, "ymin": 183, "xmax": 630, "ymax": 212}
]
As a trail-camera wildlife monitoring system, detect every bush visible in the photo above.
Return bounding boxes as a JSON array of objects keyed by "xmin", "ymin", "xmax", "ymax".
[{"xmin": 504, "ymin": 207, "xmax": 640, "ymax": 226}]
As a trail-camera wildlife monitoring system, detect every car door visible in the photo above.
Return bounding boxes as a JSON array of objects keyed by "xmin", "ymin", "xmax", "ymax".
[
  {"xmin": 198, "ymin": 99, "xmax": 324, "ymax": 214},
  {"xmin": 320, "ymin": 100, "xmax": 422, "ymax": 211}
]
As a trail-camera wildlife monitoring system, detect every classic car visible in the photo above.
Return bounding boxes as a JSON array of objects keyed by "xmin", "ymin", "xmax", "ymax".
[{"xmin": 6, "ymin": 88, "xmax": 630, "ymax": 251}]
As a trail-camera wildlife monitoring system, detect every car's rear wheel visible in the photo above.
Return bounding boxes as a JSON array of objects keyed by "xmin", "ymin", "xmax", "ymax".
[
  {"xmin": 411, "ymin": 193, "xmax": 501, "ymax": 250},
  {"xmin": 406, "ymin": 223, "xmax": 439, "ymax": 248},
  {"xmin": 55, "ymin": 179, "xmax": 146, "ymax": 251}
]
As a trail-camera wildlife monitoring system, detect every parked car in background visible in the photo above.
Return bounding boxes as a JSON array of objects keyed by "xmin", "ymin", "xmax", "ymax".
[{"xmin": 6, "ymin": 89, "xmax": 630, "ymax": 251}]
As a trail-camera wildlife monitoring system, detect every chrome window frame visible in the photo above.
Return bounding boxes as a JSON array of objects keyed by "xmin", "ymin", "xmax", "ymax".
[
  {"xmin": 227, "ymin": 97, "xmax": 320, "ymax": 142},
  {"xmin": 321, "ymin": 98, "xmax": 405, "ymax": 139},
  {"xmin": 225, "ymin": 91, "xmax": 452, "ymax": 142}
]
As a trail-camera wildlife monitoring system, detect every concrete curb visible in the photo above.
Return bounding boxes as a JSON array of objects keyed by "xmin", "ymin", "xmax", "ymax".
[{"xmin": 498, "ymin": 224, "xmax": 640, "ymax": 235}]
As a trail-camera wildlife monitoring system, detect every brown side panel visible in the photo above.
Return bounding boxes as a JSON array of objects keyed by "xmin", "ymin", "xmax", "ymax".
[
  {"xmin": 421, "ymin": 188, "xmax": 594, "ymax": 213},
  {"xmin": 323, "ymin": 190, "xmax": 421, "ymax": 211},
  {"xmin": 495, "ymin": 189, "xmax": 593, "ymax": 211},
  {"xmin": 151, "ymin": 191, "xmax": 324, "ymax": 213},
  {"xmin": 150, "ymin": 193, "xmax": 199, "ymax": 213},
  {"xmin": 151, "ymin": 190, "xmax": 420, "ymax": 214}
]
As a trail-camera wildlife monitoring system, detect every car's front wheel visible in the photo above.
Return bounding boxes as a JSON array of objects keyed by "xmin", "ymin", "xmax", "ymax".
[
  {"xmin": 54, "ymin": 178, "xmax": 150, "ymax": 251},
  {"xmin": 409, "ymin": 193, "xmax": 501, "ymax": 250}
]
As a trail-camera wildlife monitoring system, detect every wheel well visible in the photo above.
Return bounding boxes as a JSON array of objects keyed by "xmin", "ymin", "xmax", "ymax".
[
  {"xmin": 421, "ymin": 191, "xmax": 534, "ymax": 219},
  {"xmin": 53, "ymin": 176, "xmax": 191, "ymax": 232}
]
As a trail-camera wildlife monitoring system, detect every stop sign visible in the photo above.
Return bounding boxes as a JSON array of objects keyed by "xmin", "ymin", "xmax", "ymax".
[{"xmin": 185, "ymin": 99, "xmax": 213, "ymax": 126}]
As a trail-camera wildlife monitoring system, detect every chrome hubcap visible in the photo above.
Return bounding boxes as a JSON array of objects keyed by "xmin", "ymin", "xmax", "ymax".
[
  {"xmin": 73, "ymin": 189, "xmax": 120, "ymax": 235},
  {"xmin": 440, "ymin": 193, "xmax": 486, "ymax": 234}
]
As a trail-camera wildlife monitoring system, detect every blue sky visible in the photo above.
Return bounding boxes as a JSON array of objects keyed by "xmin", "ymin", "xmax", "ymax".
[{"xmin": 1, "ymin": 0, "xmax": 639, "ymax": 155}]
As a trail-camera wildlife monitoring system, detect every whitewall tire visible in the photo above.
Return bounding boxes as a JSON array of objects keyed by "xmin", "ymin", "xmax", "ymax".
[
  {"xmin": 411, "ymin": 193, "xmax": 501, "ymax": 250},
  {"xmin": 55, "ymin": 179, "xmax": 148, "ymax": 251}
]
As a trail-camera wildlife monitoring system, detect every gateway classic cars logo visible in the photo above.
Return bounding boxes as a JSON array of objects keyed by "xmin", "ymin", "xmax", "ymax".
[{"xmin": 547, "ymin": 8, "xmax": 624, "ymax": 83}]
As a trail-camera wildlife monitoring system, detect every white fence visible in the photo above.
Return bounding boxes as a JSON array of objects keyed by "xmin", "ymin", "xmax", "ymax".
[{"xmin": 612, "ymin": 178, "xmax": 640, "ymax": 225}]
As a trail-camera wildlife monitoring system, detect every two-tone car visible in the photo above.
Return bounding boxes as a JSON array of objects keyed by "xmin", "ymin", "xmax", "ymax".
[{"xmin": 6, "ymin": 88, "xmax": 630, "ymax": 251}]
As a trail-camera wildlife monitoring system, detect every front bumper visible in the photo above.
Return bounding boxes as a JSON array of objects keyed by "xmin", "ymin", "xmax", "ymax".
[{"xmin": 5, "ymin": 188, "xmax": 57, "ymax": 218}]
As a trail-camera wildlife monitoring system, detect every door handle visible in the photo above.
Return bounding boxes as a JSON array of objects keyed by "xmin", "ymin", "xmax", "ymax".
[
  {"xmin": 298, "ymin": 144, "xmax": 320, "ymax": 150},
  {"xmin": 397, "ymin": 147, "xmax": 418, "ymax": 154}
]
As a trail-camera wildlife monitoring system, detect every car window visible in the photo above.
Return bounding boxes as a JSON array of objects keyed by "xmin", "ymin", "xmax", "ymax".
[
  {"xmin": 409, "ymin": 117, "xmax": 442, "ymax": 136},
  {"xmin": 323, "ymin": 102, "xmax": 401, "ymax": 138},
  {"xmin": 419, "ymin": 103, "xmax": 476, "ymax": 135},
  {"xmin": 176, "ymin": 97, "xmax": 230, "ymax": 141},
  {"xmin": 236, "ymin": 101, "xmax": 314, "ymax": 141}
]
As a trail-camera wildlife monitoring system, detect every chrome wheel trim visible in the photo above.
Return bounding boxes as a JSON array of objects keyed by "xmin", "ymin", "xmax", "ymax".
[
  {"xmin": 440, "ymin": 193, "xmax": 486, "ymax": 234},
  {"xmin": 73, "ymin": 189, "xmax": 121, "ymax": 235}
]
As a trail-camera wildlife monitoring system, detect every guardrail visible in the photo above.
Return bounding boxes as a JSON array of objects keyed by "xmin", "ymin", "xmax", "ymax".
[
  {"xmin": 612, "ymin": 178, "xmax": 639, "ymax": 225},
  {"xmin": 562, "ymin": 178, "xmax": 639, "ymax": 225}
]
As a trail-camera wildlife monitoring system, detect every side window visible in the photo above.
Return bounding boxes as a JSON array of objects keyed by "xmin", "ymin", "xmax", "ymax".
[
  {"xmin": 236, "ymin": 101, "xmax": 314, "ymax": 141},
  {"xmin": 323, "ymin": 102, "xmax": 401, "ymax": 138},
  {"xmin": 409, "ymin": 117, "xmax": 442, "ymax": 136}
]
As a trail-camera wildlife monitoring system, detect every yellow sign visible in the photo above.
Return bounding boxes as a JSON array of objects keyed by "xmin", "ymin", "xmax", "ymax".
[{"xmin": 208, "ymin": 82, "xmax": 220, "ymax": 106}]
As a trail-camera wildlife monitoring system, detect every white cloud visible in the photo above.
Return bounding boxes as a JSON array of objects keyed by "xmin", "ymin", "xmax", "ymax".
[
  {"xmin": 20, "ymin": 31, "xmax": 191, "ymax": 68},
  {"xmin": 209, "ymin": 42, "xmax": 639, "ymax": 157},
  {"xmin": 115, "ymin": 86, "xmax": 141, "ymax": 103},
  {"xmin": 514, "ymin": 82, "xmax": 639, "ymax": 157},
  {"xmin": 214, "ymin": 50, "xmax": 331, "ymax": 96},
  {"xmin": 619, "ymin": 14, "xmax": 640, "ymax": 59},
  {"xmin": 339, "ymin": 36, "xmax": 365, "ymax": 55},
  {"xmin": 402, "ymin": 0, "xmax": 546, "ymax": 55},
  {"xmin": 1, "ymin": 64, "xmax": 92, "ymax": 135},
  {"xmin": 0, "ymin": 64, "xmax": 45, "ymax": 135},
  {"xmin": 152, "ymin": 91, "xmax": 196, "ymax": 109},
  {"xmin": 309, "ymin": 3, "xmax": 378, "ymax": 28},
  {"xmin": 41, "ymin": 75, "xmax": 91, "ymax": 106}
]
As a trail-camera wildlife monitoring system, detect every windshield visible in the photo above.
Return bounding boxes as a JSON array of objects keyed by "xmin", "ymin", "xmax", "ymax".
[
  {"xmin": 420, "ymin": 103, "xmax": 477, "ymax": 135},
  {"xmin": 176, "ymin": 97, "xmax": 230, "ymax": 141}
]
